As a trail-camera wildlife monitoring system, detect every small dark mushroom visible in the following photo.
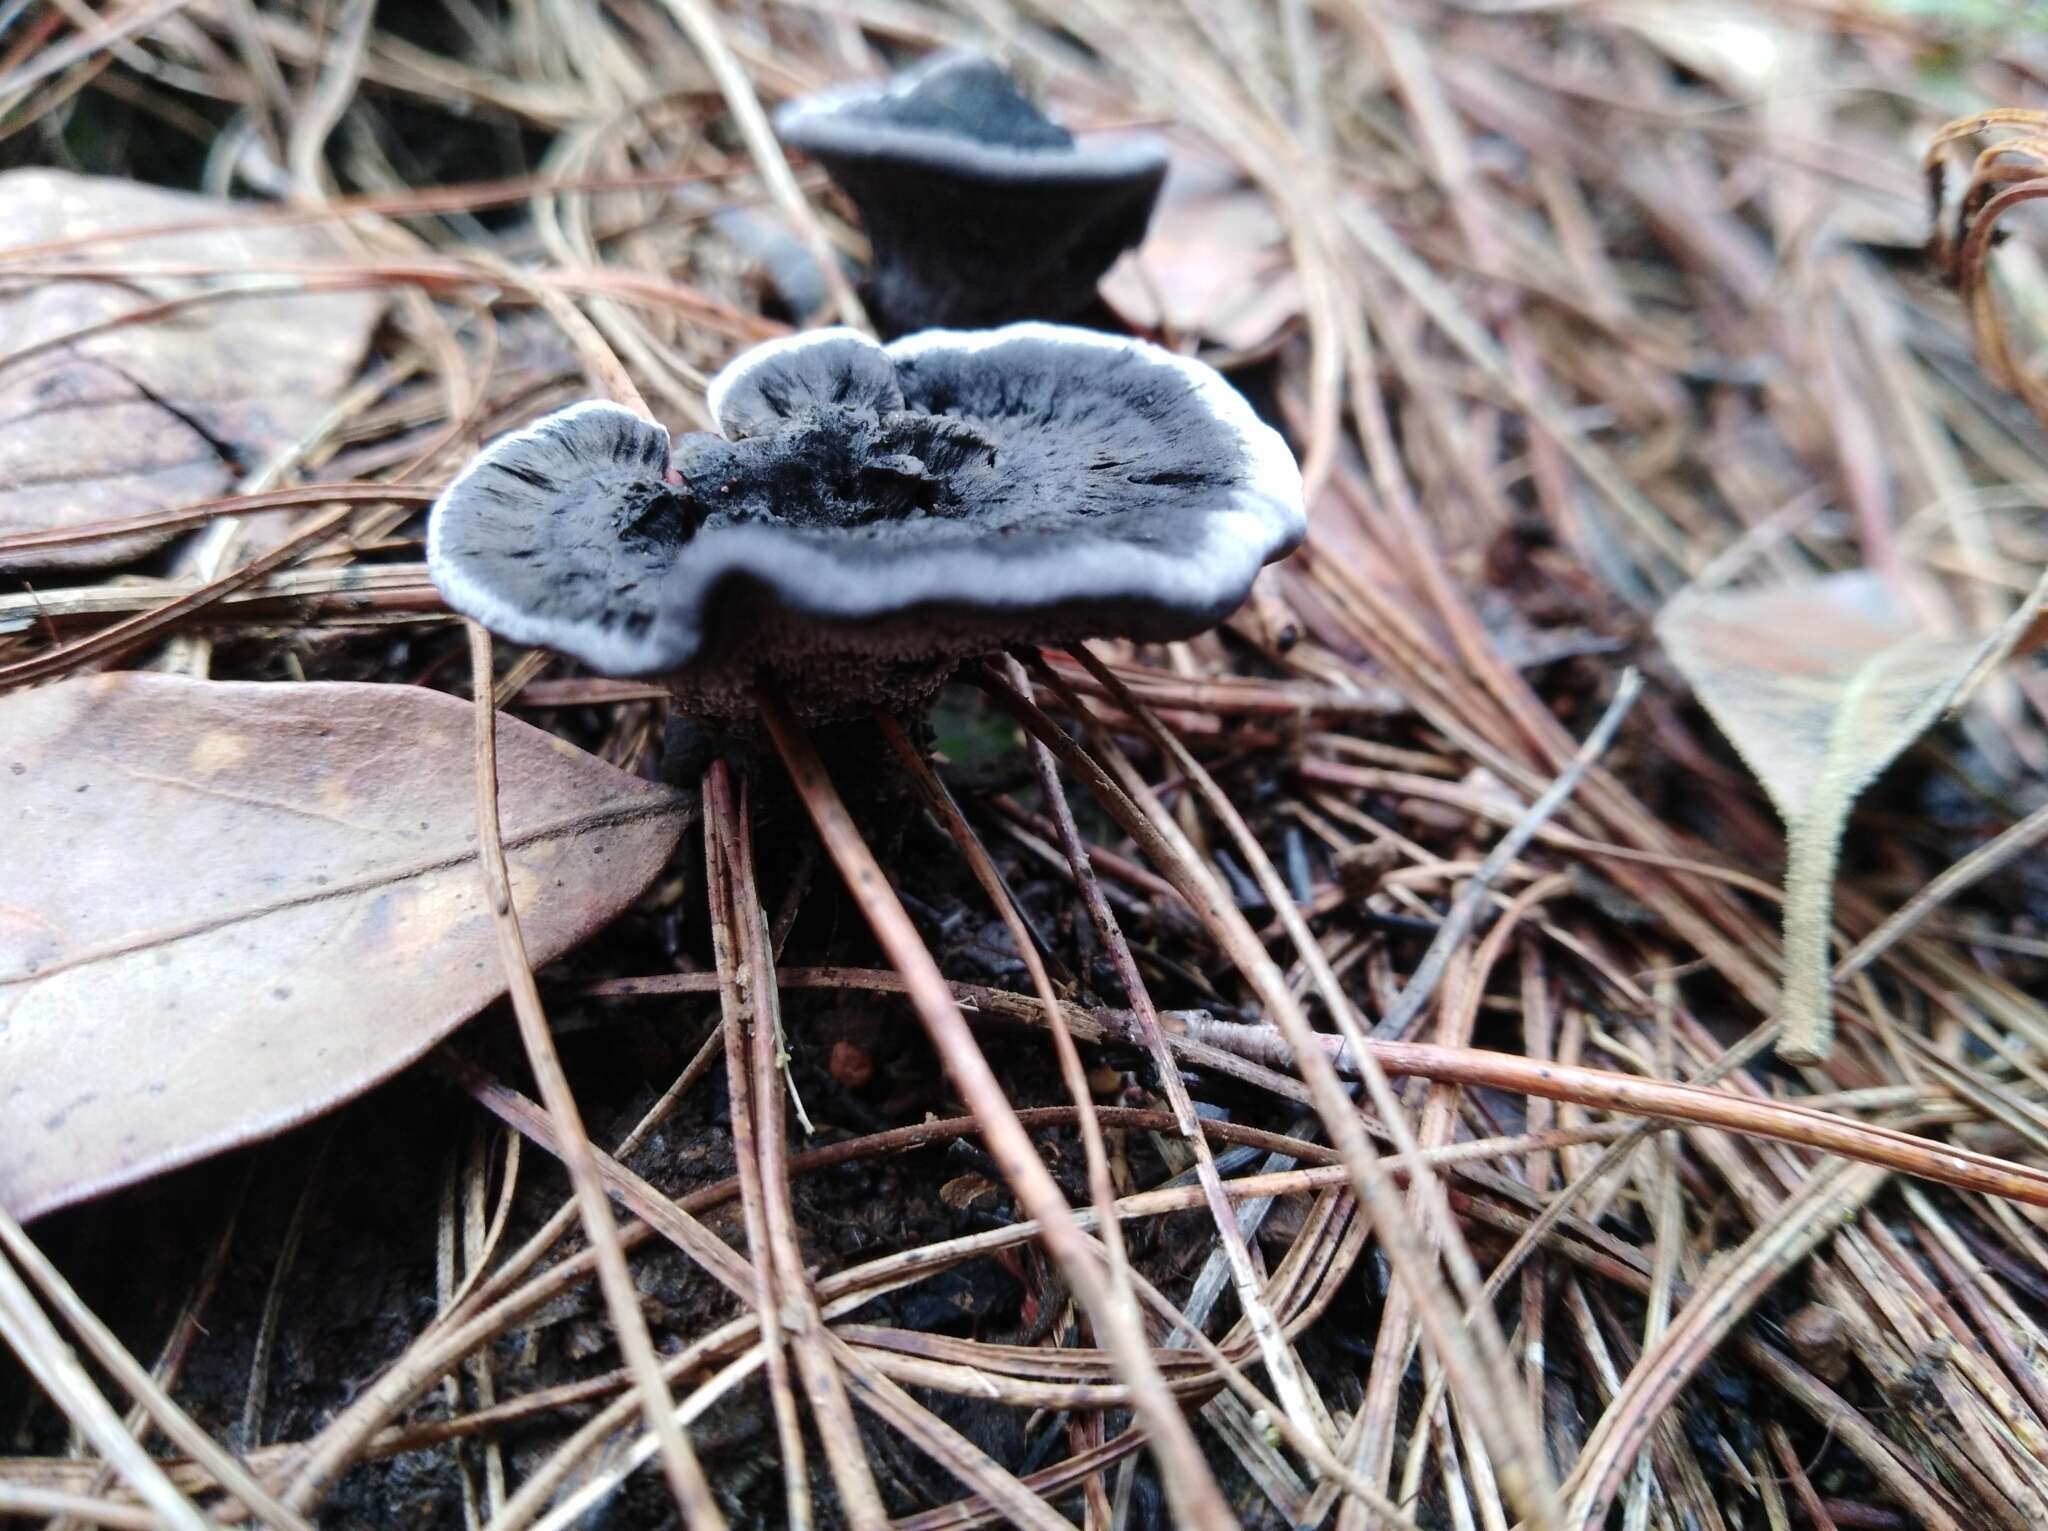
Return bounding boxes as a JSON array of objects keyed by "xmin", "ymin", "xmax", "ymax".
[
  {"xmin": 774, "ymin": 51, "xmax": 1168, "ymax": 333},
  {"xmin": 427, "ymin": 322, "xmax": 1303, "ymax": 724}
]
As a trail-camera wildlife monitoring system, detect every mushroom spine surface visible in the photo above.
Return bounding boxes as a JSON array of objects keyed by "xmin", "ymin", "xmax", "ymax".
[{"xmin": 427, "ymin": 323, "xmax": 1304, "ymax": 722}]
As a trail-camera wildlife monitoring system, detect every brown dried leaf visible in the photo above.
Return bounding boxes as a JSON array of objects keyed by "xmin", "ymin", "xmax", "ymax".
[
  {"xmin": 0, "ymin": 170, "xmax": 383, "ymax": 570},
  {"xmin": 1657, "ymin": 571, "xmax": 2048, "ymax": 1064},
  {"xmin": 0, "ymin": 674, "xmax": 689, "ymax": 1219},
  {"xmin": 1100, "ymin": 148, "xmax": 1302, "ymax": 351}
]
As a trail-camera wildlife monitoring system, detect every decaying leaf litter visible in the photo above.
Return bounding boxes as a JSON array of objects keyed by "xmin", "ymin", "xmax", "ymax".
[{"xmin": 3, "ymin": 3, "xmax": 2048, "ymax": 1529}]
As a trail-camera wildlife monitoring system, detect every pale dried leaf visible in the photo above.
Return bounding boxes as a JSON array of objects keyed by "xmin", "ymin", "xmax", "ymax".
[
  {"xmin": 0, "ymin": 170, "xmax": 383, "ymax": 570},
  {"xmin": 1656, "ymin": 570, "xmax": 2047, "ymax": 1063},
  {"xmin": 0, "ymin": 674, "xmax": 688, "ymax": 1219},
  {"xmin": 1100, "ymin": 148, "xmax": 1302, "ymax": 350}
]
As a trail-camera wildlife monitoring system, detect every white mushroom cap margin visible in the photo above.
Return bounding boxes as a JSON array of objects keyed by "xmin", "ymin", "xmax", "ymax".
[{"xmin": 427, "ymin": 322, "xmax": 1305, "ymax": 685}]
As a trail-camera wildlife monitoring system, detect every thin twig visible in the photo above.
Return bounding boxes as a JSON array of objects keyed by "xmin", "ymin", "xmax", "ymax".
[
  {"xmin": 1372, "ymin": 668, "xmax": 1644, "ymax": 1040},
  {"xmin": 445, "ymin": 622, "xmax": 722, "ymax": 1530}
]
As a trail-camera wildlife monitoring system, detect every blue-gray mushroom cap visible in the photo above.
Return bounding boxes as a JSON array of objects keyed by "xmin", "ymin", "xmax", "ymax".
[
  {"xmin": 427, "ymin": 322, "xmax": 1304, "ymax": 719},
  {"xmin": 774, "ymin": 51, "xmax": 1168, "ymax": 332}
]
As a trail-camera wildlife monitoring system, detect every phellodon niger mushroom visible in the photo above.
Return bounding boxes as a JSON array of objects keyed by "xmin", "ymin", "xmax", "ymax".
[
  {"xmin": 773, "ymin": 50, "xmax": 1168, "ymax": 334},
  {"xmin": 426, "ymin": 322, "xmax": 1305, "ymax": 724}
]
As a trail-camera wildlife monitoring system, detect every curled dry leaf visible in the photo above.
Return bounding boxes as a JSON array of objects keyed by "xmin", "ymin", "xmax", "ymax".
[
  {"xmin": 0, "ymin": 674, "xmax": 688, "ymax": 1219},
  {"xmin": 1656, "ymin": 570, "xmax": 2048, "ymax": 1064},
  {"xmin": 1924, "ymin": 110, "xmax": 2048, "ymax": 431},
  {"xmin": 0, "ymin": 170, "xmax": 383, "ymax": 571}
]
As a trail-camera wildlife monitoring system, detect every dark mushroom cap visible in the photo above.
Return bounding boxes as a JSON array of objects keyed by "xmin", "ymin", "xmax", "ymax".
[
  {"xmin": 774, "ymin": 51, "xmax": 1167, "ymax": 333},
  {"xmin": 427, "ymin": 322, "xmax": 1303, "ymax": 721}
]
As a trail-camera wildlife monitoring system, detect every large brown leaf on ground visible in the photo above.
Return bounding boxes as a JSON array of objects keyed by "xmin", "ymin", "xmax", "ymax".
[
  {"xmin": 1657, "ymin": 570, "xmax": 2047, "ymax": 1064},
  {"xmin": 0, "ymin": 170, "xmax": 383, "ymax": 570},
  {"xmin": 0, "ymin": 675, "xmax": 689, "ymax": 1219}
]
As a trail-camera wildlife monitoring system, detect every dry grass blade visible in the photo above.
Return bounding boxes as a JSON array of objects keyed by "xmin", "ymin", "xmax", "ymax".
[
  {"xmin": 0, "ymin": 1207, "xmax": 313, "ymax": 1530},
  {"xmin": 0, "ymin": 1248, "xmax": 207, "ymax": 1531},
  {"xmin": 819, "ymin": 1336, "xmax": 1080, "ymax": 1531},
  {"xmin": 1004, "ymin": 653, "xmax": 1332, "ymax": 1453},
  {"xmin": 1835, "ymin": 795, "xmax": 2048, "ymax": 986},
  {"xmin": 1189, "ymin": 1028, "xmax": 2048, "ymax": 1207},
  {"xmin": 989, "ymin": 656, "xmax": 1563, "ymax": 1528},
  {"xmin": 452, "ymin": 623, "xmax": 722, "ymax": 1531},
  {"xmin": 701, "ymin": 764, "xmax": 815, "ymax": 1531},
  {"xmin": 877, "ymin": 715, "xmax": 1166, "ymax": 1506},
  {"xmin": 0, "ymin": 0, "xmax": 194, "ymax": 99},
  {"xmin": 1927, "ymin": 108, "xmax": 2048, "ymax": 429},
  {"xmin": 0, "ymin": 484, "xmax": 432, "ymax": 558},
  {"xmin": 0, "ymin": 501, "xmax": 360, "ymax": 685},
  {"xmin": 1371, "ymin": 668, "xmax": 1643, "ymax": 1040},
  {"xmin": 467, "ymin": 926, "xmax": 1083, "ymax": 1531},
  {"xmin": 707, "ymin": 763, "xmax": 882, "ymax": 1528},
  {"xmin": 1657, "ymin": 572, "xmax": 2048, "ymax": 1061},
  {"xmin": 757, "ymin": 685, "xmax": 1239, "ymax": 1531},
  {"xmin": 1565, "ymin": 1161, "xmax": 1894, "ymax": 1526},
  {"xmin": 646, "ymin": 0, "xmax": 866, "ymax": 329},
  {"xmin": 9, "ymin": 4, "xmax": 2048, "ymax": 1527},
  {"xmin": 1117, "ymin": 1258, "xmax": 1427, "ymax": 1529}
]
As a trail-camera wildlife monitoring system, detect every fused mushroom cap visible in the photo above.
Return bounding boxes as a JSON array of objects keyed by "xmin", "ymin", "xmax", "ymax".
[
  {"xmin": 427, "ymin": 323, "xmax": 1304, "ymax": 720},
  {"xmin": 774, "ymin": 52, "xmax": 1168, "ymax": 332}
]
